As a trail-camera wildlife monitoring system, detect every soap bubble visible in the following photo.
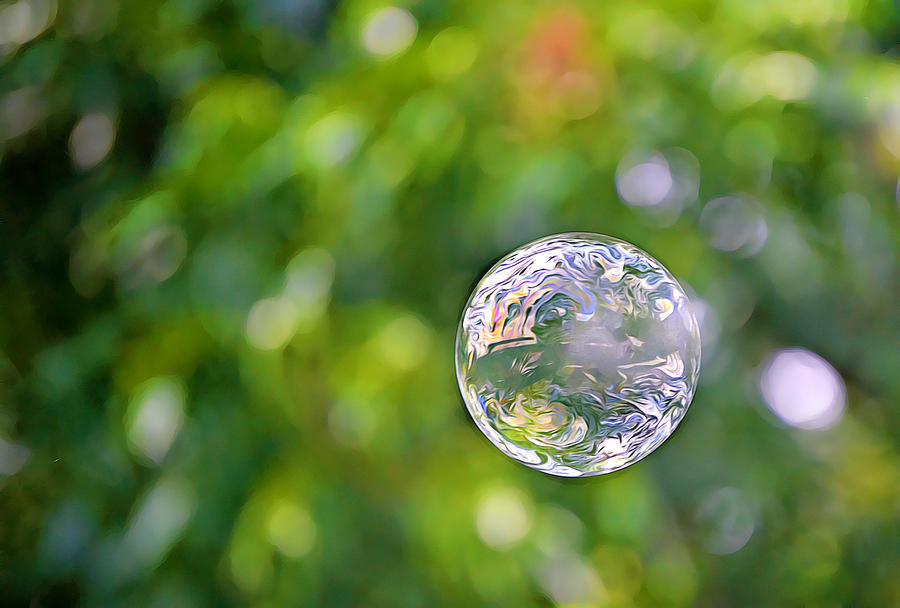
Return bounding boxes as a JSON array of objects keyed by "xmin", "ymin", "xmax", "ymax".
[{"xmin": 455, "ymin": 233, "xmax": 701, "ymax": 477}]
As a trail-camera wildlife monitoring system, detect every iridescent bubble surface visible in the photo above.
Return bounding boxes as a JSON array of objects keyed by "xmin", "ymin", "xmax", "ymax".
[{"xmin": 456, "ymin": 233, "xmax": 701, "ymax": 477}]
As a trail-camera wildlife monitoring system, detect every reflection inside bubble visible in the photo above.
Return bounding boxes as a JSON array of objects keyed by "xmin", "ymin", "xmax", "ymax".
[{"xmin": 456, "ymin": 233, "xmax": 701, "ymax": 476}]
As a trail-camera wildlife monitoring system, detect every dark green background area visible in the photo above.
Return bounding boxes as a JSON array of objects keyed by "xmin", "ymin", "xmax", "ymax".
[{"xmin": 1, "ymin": 1, "xmax": 898, "ymax": 606}]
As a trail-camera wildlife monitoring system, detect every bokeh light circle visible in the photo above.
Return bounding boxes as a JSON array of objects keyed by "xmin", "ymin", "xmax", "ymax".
[
  {"xmin": 456, "ymin": 233, "xmax": 701, "ymax": 476},
  {"xmin": 759, "ymin": 348, "xmax": 846, "ymax": 430}
]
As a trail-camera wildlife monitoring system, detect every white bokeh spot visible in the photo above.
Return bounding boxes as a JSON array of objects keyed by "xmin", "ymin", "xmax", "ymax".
[{"xmin": 759, "ymin": 348, "xmax": 846, "ymax": 430}]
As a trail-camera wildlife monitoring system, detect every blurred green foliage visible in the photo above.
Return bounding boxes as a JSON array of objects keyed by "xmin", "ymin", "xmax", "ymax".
[{"xmin": 1, "ymin": 0, "xmax": 899, "ymax": 606}]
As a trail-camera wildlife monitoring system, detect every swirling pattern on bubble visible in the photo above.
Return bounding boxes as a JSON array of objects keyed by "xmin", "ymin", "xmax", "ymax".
[{"xmin": 455, "ymin": 233, "xmax": 701, "ymax": 477}]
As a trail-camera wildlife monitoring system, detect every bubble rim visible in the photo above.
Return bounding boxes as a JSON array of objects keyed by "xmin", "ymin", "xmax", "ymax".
[{"xmin": 454, "ymin": 231, "xmax": 702, "ymax": 477}]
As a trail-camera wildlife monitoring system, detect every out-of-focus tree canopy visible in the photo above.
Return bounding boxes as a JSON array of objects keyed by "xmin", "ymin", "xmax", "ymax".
[{"xmin": 1, "ymin": 0, "xmax": 899, "ymax": 606}]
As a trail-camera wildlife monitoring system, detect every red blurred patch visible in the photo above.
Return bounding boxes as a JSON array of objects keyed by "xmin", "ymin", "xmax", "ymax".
[
  {"xmin": 514, "ymin": 8, "xmax": 607, "ymax": 125},
  {"xmin": 524, "ymin": 8, "xmax": 590, "ymax": 82}
]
